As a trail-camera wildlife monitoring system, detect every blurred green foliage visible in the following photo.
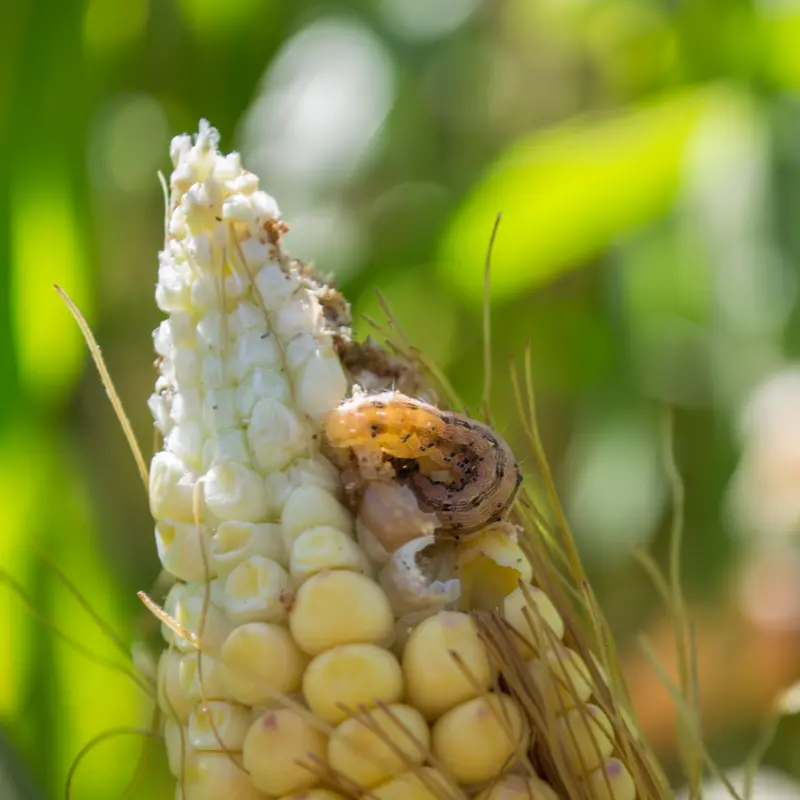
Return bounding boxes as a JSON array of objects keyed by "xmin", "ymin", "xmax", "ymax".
[{"xmin": 1, "ymin": 0, "xmax": 799, "ymax": 797}]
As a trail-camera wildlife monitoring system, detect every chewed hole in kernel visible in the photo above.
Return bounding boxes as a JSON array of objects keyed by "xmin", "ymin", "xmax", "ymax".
[{"xmin": 324, "ymin": 390, "xmax": 522, "ymax": 543}]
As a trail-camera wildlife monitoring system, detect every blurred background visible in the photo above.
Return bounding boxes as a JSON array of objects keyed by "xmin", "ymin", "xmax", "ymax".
[{"xmin": 0, "ymin": 0, "xmax": 799, "ymax": 798}]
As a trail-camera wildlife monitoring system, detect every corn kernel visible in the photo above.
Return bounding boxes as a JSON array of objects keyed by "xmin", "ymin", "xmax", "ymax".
[
  {"xmin": 402, "ymin": 611, "xmax": 493, "ymax": 720},
  {"xmin": 278, "ymin": 792, "xmax": 347, "ymax": 800},
  {"xmin": 156, "ymin": 519, "xmax": 216, "ymax": 582},
  {"xmin": 158, "ymin": 650, "xmax": 194, "ymax": 724},
  {"xmin": 527, "ymin": 645, "xmax": 592, "ymax": 711},
  {"xmin": 581, "ymin": 758, "xmax": 636, "ymax": 800},
  {"xmin": 555, "ymin": 704, "xmax": 615, "ymax": 774},
  {"xmin": 457, "ymin": 525, "xmax": 534, "ymax": 610},
  {"xmin": 327, "ymin": 703, "xmax": 430, "ymax": 789},
  {"xmin": 150, "ymin": 451, "xmax": 200, "ymax": 523},
  {"xmin": 290, "ymin": 526, "xmax": 371, "ymax": 586},
  {"xmin": 282, "ymin": 485, "xmax": 353, "ymax": 548},
  {"xmin": 220, "ymin": 622, "xmax": 305, "ymax": 706},
  {"xmin": 370, "ymin": 767, "xmax": 453, "ymax": 799},
  {"xmin": 223, "ymin": 555, "xmax": 293, "ymax": 625},
  {"xmin": 210, "ymin": 521, "xmax": 285, "ymax": 574},
  {"xmin": 204, "ymin": 460, "xmax": 270, "ymax": 522},
  {"xmin": 503, "ymin": 584, "xmax": 564, "ymax": 659},
  {"xmin": 289, "ymin": 570, "xmax": 394, "ymax": 655},
  {"xmin": 295, "ymin": 352, "xmax": 348, "ymax": 422},
  {"xmin": 474, "ymin": 773, "xmax": 561, "ymax": 799},
  {"xmin": 164, "ymin": 718, "xmax": 196, "ymax": 778},
  {"xmin": 242, "ymin": 709, "xmax": 327, "ymax": 796},
  {"xmin": 431, "ymin": 693, "xmax": 529, "ymax": 786},
  {"xmin": 165, "ymin": 582, "xmax": 232, "ymax": 653},
  {"xmin": 179, "ymin": 652, "xmax": 228, "ymax": 701},
  {"xmin": 179, "ymin": 752, "xmax": 265, "ymax": 800},
  {"xmin": 188, "ymin": 700, "xmax": 251, "ymax": 751},
  {"xmin": 302, "ymin": 643, "xmax": 403, "ymax": 725}
]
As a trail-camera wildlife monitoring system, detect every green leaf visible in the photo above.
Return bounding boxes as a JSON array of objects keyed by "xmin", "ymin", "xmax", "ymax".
[{"xmin": 438, "ymin": 86, "xmax": 735, "ymax": 303}]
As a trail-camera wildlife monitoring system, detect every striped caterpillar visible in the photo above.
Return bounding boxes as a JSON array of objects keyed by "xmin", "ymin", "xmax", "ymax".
[{"xmin": 324, "ymin": 390, "xmax": 522, "ymax": 539}]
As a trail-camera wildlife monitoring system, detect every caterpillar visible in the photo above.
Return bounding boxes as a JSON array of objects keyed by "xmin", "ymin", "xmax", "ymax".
[{"xmin": 324, "ymin": 390, "xmax": 522, "ymax": 538}]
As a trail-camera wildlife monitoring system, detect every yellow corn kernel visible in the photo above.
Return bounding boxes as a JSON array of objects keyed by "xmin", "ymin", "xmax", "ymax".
[
  {"xmin": 581, "ymin": 757, "xmax": 636, "ymax": 800},
  {"xmin": 158, "ymin": 650, "xmax": 194, "ymax": 724},
  {"xmin": 178, "ymin": 752, "xmax": 265, "ymax": 800},
  {"xmin": 302, "ymin": 643, "xmax": 403, "ymax": 724},
  {"xmin": 527, "ymin": 645, "xmax": 593, "ymax": 711},
  {"xmin": 242, "ymin": 709, "xmax": 327, "ymax": 796},
  {"xmin": 187, "ymin": 700, "xmax": 251, "ymax": 751},
  {"xmin": 474, "ymin": 773, "xmax": 561, "ymax": 799},
  {"xmin": 555, "ymin": 704, "xmax": 615, "ymax": 774},
  {"xmin": 402, "ymin": 610, "xmax": 493, "ymax": 720},
  {"xmin": 278, "ymin": 792, "xmax": 347, "ymax": 800},
  {"xmin": 290, "ymin": 525, "xmax": 372, "ymax": 585},
  {"xmin": 289, "ymin": 570, "xmax": 394, "ymax": 655},
  {"xmin": 327, "ymin": 703, "xmax": 430, "ymax": 789},
  {"xmin": 370, "ymin": 767, "xmax": 453, "ymax": 799},
  {"xmin": 431, "ymin": 693, "xmax": 529, "ymax": 786},
  {"xmin": 457, "ymin": 524, "xmax": 534, "ymax": 610},
  {"xmin": 220, "ymin": 621, "xmax": 306, "ymax": 706},
  {"xmin": 503, "ymin": 584, "xmax": 564, "ymax": 659}
]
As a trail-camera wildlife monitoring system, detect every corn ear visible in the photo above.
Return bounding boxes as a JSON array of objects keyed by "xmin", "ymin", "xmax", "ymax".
[{"xmin": 147, "ymin": 122, "xmax": 652, "ymax": 800}]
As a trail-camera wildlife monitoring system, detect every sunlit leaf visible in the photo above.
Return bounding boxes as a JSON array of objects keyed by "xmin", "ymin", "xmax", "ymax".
[
  {"xmin": 9, "ymin": 171, "xmax": 92, "ymax": 403},
  {"xmin": 438, "ymin": 86, "xmax": 735, "ymax": 303},
  {"xmin": 761, "ymin": 11, "xmax": 800, "ymax": 89}
]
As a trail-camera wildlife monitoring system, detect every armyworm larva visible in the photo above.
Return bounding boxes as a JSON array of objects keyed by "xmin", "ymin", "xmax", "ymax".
[{"xmin": 325, "ymin": 391, "xmax": 522, "ymax": 537}]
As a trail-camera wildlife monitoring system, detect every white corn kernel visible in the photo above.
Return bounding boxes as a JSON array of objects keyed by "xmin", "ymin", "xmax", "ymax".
[
  {"xmin": 248, "ymin": 398, "xmax": 309, "ymax": 474},
  {"xmin": 165, "ymin": 583, "xmax": 231, "ymax": 653},
  {"xmin": 204, "ymin": 461, "xmax": 270, "ymax": 522},
  {"xmin": 150, "ymin": 452, "xmax": 200, "ymax": 523},
  {"xmin": 155, "ymin": 519, "xmax": 215, "ymax": 582},
  {"xmin": 294, "ymin": 352, "xmax": 347, "ymax": 421},
  {"xmin": 158, "ymin": 650, "xmax": 194, "ymax": 725},
  {"xmin": 164, "ymin": 718, "xmax": 196, "ymax": 778}
]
